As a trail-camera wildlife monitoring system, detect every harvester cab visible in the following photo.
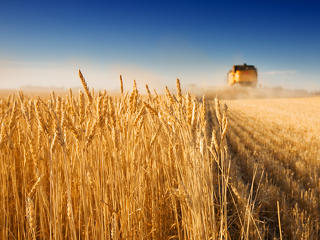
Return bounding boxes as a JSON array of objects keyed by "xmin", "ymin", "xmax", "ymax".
[{"xmin": 227, "ymin": 63, "xmax": 257, "ymax": 87}]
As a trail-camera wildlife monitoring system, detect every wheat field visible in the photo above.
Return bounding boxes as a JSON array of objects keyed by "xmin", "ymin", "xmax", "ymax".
[
  {"xmin": 0, "ymin": 71, "xmax": 236, "ymax": 240},
  {"xmin": 0, "ymin": 71, "xmax": 319, "ymax": 239}
]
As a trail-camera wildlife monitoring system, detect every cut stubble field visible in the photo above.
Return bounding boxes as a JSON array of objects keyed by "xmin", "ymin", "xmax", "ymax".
[
  {"xmin": 0, "ymin": 73, "xmax": 319, "ymax": 239},
  {"xmin": 224, "ymin": 96, "xmax": 320, "ymax": 239}
]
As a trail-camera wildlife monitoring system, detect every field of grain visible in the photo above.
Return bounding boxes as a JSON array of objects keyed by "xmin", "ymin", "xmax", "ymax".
[
  {"xmin": 0, "ymin": 72, "xmax": 241, "ymax": 240},
  {"xmin": 1, "ymin": 71, "xmax": 319, "ymax": 239},
  {"xmin": 224, "ymin": 97, "xmax": 320, "ymax": 239}
]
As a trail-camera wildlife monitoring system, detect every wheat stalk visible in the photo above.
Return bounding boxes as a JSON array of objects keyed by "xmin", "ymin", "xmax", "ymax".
[{"xmin": 78, "ymin": 69, "xmax": 93, "ymax": 103}]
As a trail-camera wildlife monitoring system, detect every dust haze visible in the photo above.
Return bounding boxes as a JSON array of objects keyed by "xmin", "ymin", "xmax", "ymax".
[{"xmin": 188, "ymin": 85, "xmax": 318, "ymax": 100}]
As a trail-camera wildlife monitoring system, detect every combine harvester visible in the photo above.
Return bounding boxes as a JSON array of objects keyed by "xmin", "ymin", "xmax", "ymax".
[{"xmin": 227, "ymin": 63, "xmax": 258, "ymax": 87}]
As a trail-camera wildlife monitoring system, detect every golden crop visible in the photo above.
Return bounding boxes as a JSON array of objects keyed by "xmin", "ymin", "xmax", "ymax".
[
  {"xmin": 0, "ymin": 72, "xmax": 241, "ymax": 239},
  {"xmin": 1, "ymin": 71, "xmax": 319, "ymax": 239}
]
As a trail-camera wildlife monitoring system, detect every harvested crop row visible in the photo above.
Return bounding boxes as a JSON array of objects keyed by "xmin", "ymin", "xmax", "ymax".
[{"xmin": 227, "ymin": 98, "xmax": 320, "ymax": 239}]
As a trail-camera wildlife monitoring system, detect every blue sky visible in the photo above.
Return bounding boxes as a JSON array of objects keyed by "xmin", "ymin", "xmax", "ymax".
[{"xmin": 1, "ymin": 0, "xmax": 320, "ymax": 90}]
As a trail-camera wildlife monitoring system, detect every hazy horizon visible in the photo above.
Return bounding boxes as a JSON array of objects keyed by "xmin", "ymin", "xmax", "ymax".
[{"xmin": 1, "ymin": 1, "xmax": 319, "ymax": 91}]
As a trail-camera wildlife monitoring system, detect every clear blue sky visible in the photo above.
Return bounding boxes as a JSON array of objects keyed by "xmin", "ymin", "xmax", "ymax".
[{"xmin": 1, "ymin": 0, "xmax": 320, "ymax": 90}]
